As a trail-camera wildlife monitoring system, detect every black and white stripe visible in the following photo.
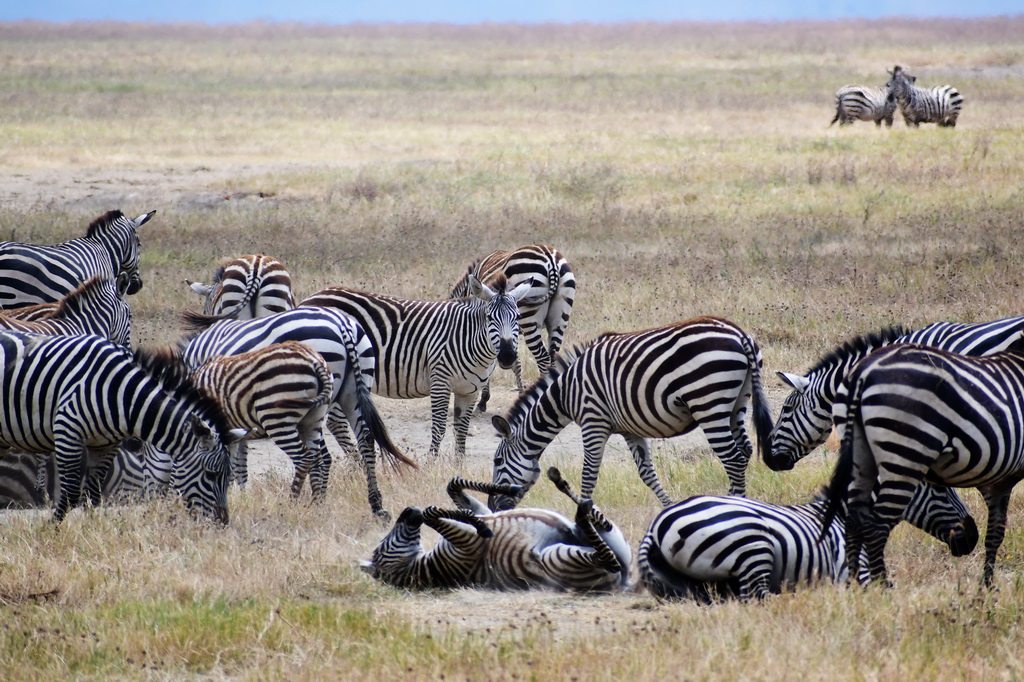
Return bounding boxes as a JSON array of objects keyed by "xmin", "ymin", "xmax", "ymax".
[
  {"xmin": 887, "ymin": 65, "xmax": 963, "ymax": 128},
  {"xmin": 300, "ymin": 275, "xmax": 532, "ymax": 460},
  {"xmin": 0, "ymin": 275, "xmax": 133, "ymax": 347},
  {"xmin": 449, "ymin": 245, "xmax": 576, "ymax": 407},
  {"xmin": 360, "ymin": 468, "xmax": 630, "ymax": 592},
  {"xmin": 823, "ymin": 343, "xmax": 1024, "ymax": 587},
  {"xmin": 639, "ymin": 483, "xmax": 977, "ymax": 602},
  {"xmin": 179, "ymin": 306, "xmax": 413, "ymax": 518},
  {"xmin": 769, "ymin": 316, "xmax": 1024, "ymax": 471},
  {"xmin": 0, "ymin": 331, "xmax": 241, "ymax": 523},
  {"xmin": 830, "ymin": 84, "xmax": 897, "ymax": 127},
  {"xmin": 490, "ymin": 316, "xmax": 774, "ymax": 509},
  {"xmin": 0, "ymin": 210, "xmax": 154, "ymax": 308},
  {"xmin": 187, "ymin": 254, "xmax": 294, "ymax": 320}
]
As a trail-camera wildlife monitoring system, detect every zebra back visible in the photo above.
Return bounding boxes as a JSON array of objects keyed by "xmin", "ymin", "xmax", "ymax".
[
  {"xmin": 831, "ymin": 84, "xmax": 896, "ymax": 126},
  {"xmin": 0, "ymin": 275, "xmax": 133, "ymax": 347}
]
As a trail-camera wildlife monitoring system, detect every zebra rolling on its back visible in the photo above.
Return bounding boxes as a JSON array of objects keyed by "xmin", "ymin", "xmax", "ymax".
[
  {"xmin": 361, "ymin": 467, "xmax": 631, "ymax": 592},
  {"xmin": 0, "ymin": 331, "xmax": 243, "ymax": 523},
  {"xmin": 300, "ymin": 275, "xmax": 532, "ymax": 460},
  {"xmin": 638, "ymin": 483, "xmax": 977, "ymax": 602},
  {"xmin": 823, "ymin": 343, "xmax": 1024, "ymax": 587},
  {"xmin": 830, "ymin": 84, "xmax": 897, "ymax": 127},
  {"xmin": 0, "ymin": 275, "xmax": 133, "ymax": 347},
  {"xmin": 449, "ymin": 245, "xmax": 575, "ymax": 407},
  {"xmin": 187, "ymin": 254, "xmax": 294, "ymax": 320},
  {"xmin": 0, "ymin": 209, "xmax": 154, "ymax": 308},
  {"xmin": 886, "ymin": 64, "xmax": 963, "ymax": 127},
  {"xmin": 179, "ymin": 306, "xmax": 413, "ymax": 518},
  {"xmin": 768, "ymin": 316, "xmax": 1024, "ymax": 471},
  {"xmin": 489, "ymin": 317, "xmax": 774, "ymax": 510}
]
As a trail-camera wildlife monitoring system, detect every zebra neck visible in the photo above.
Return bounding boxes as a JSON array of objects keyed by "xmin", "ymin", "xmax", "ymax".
[
  {"xmin": 88, "ymin": 224, "xmax": 128, "ymax": 276},
  {"xmin": 515, "ymin": 378, "xmax": 572, "ymax": 449},
  {"xmin": 125, "ymin": 390, "xmax": 195, "ymax": 452}
]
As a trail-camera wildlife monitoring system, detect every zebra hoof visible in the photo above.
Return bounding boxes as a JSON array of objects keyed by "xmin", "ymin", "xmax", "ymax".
[{"xmin": 374, "ymin": 508, "xmax": 394, "ymax": 524}]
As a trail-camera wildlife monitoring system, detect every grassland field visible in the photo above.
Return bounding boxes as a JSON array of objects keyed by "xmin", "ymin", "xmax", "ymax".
[{"xmin": 2, "ymin": 17, "xmax": 1024, "ymax": 680}]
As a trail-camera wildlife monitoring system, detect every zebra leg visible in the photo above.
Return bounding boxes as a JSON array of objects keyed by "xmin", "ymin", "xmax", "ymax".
[
  {"xmin": 229, "ymin": 439, "xmax": 248, "ymax": 489},
  {"xmin": 84, "ymin": 446, "xmax": 118, "ymax": 508},
  {"xmin": 327, "ymin": 399, "xmax": 387, "ymax": 519},
  {"xmin": 476, "ymin": 379, "xmax": 492, "ymax": 414},
  {"xmin": 546, "ymin": 467, "xmax": 613, "ymax": 532},
  {"xmin": 621, "ymin": 434, "xmax": 673, "ymax": 506},
  {"xmin": 979, "ymin": 484, "xmax": 1014, "ymax": 588},
  {"xmin": 451, "ymin": 390, "xmax": 478, "ymax": 462},
  {"xmin": 307, "ymin": 440, "xmax": 332, "ymax": 503},
  {"xmin": 446, "ymin": 477, "xmax": 522, "ymax": 514},
  {"xmin": 428, "ymin": 378, "xmax": 452, "ymax": 458},
  {"xmin": 572, "ymin": 499, "xmax": 623, "ymax": 574},
  {"xmin": 519, "ymin": 319, "xmax": 548, "ymax": 385},
  {"xmin": 578, "ymin": 425, "xmax": 614, "ymax": 502},
  {"xmin": 52, "ymin": 436, "xmax": 88, "ymax": 524}
]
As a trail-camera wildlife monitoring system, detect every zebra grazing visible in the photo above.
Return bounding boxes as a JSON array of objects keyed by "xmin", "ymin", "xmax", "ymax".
[
  {"xmin": 0, "ymin": 209, "xmax": 154, "ymax": 308},
  {"xmin": 449, "ymin": 245, "xmax": 576, "ymax": 409},
  {"xmin": 360, "ymin": 467, "xmax": 631, "ymax": 592},
  {"xmin": 179, "ymin": 306, "xmax": 414, "ymax": 518},
  {"xmin": 300, "ymin": 275, "xmax": 532, "ymax": 460},
  {"xmin": 886, "ymin": 65, "xmax": 963, "ymax": 128},
  {"xmin": 0, "ymin": 275, "xmax": 133, "ymax": 347},
  {"xmin": 188, "ymin": 341, "xmax": 334, "ymax": 498},
  {"xmin": 0, "ymin": 331, "xmax": 244, "ymax": 523},
  {"xmin": 769, "ymin": 316, "xmax": 1024, "ymax": 471},
  {"xmin": 187, "ymin": 254, "xmax": 294, "ymax": 320},
  {"xmin": 489, "ymin": 317, "xmax": 773, "ymax": 510},
  {"xmin": 823, "ymin": 343, "xmax": 1024, "ymax": 588},
  {"xmin": 830, "ymin": 84, "xmax": 897, "ymax": 127},
  {"xmin": 639, "ymin": 483, "xmax": 977, "ymax": 602}
]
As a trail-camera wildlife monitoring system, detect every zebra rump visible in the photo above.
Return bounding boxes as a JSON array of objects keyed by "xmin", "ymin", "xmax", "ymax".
[
  {"xmin": 830, "ymin": 84, "xmax": 896, "ymax": 127},
  {"xmin": 187, "ymin": 253, "xmax": 295, "ymax": 320}
]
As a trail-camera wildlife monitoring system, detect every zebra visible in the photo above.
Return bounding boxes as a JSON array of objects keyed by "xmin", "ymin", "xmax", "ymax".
[
  {"xmin": 0, "ymin": 331, "xmax": 244, "ymax": 524},
  {"xmin": 187, "ymin": 254, "xmax": 294, "ymax": 320},
  {"xmin": 187, "ymin": 341, "xmax": 334, "ymax": 498},
  {"xmin": 0, "ymin": 275, "xmax": 133, "ymax": 347},
  {"xmin": 0, "ymin": 209, "xmax": 154, "ymax": 308},
  {"xmin": 179, "ymin": 306, "xmax": 414, "ymax": 518},
  {"xmin": 768, "ymin": 316, "xmax": 1024, "ymax": 471},
  {"xmin": 822, "ymin": 343, "xmax": 1024, "ymax": 588},
  {"xmin": 449, "ymin": 245, "xmax": 576, "ymax": 410},
  {"xmin": 299, "ymin": 274, "xmax": 533, "ymax": 460},
  {"xmin": 638, "ymin": 482, "xmax": 978, "ymax": 602},
  {"xmin": 489, "ymin": 317, "xmax": 774, "ymax": 510},
  {"xmin": 830, "ymin": 84, "xmax": 897, "ymax": 127},
  {"xmin": 360, "ymin": 467, "xmax": 631, "ymax": 592},
  {"xmin": 886, "ymin": 65, "xmax": 963, "ymax": 128}
]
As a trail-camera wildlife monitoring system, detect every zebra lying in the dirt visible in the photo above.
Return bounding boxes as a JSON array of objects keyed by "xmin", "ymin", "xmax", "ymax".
[{"xmin": 360, "ymin": 468, "xmax": 632, "ymax": 592}]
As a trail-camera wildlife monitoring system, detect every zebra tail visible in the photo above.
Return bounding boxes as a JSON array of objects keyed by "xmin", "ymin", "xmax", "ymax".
[
  {"xmin": 180, "ymin": 309, "xmax": 224, "ymax": 331},
  {"xmin": 741, "ymin": 334, "xmax": 775, "ymax": 468},
  {"xmin": 358, "ymin": 384, "xmax": 418, "ymax": 471},
  {"xmin": 637, "ymin": 533, "xmax": 715, "ymax": 604},
  {"xmin": 820, "ymin": 376, "xmax": 863, "ymax": 542}
]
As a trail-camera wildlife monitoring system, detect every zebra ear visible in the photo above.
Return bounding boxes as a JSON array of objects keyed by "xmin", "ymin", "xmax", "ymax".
[
  {"xmin": 188, "ymin": 280, "xmax": 214, "ymax": 297},
  {"xmin": 115, "ymin": 272, "xmax": 132, "ymax": 296},
  {"xmin": 776, "ymin": 371, "xmax": 810, "ymax": 392},
  {"xmin": 492, "ymin": 415, "xmax": 511, "ymax": 439},
  {"xmin": 509, "ymin": 278, "xmax": 537, "ymax": 302},
  {"xmin": 225, "ymin": 428, "xmax": 249, "ymax": 445},
  {"xmin": 134, "ymin": 210, "xmax": 157, "ymax": 227},
  {"xmin": 469, "ymin": 274, "xmax": 497, "ymax": 302}
]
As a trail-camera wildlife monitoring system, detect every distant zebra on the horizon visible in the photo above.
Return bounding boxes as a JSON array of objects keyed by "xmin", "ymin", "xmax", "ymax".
[
  {"xmin": 639, "ymin": 483, "xmax": 977, "ymax": 602},
  {"xmin": 489, "ymin": 316, "xmax": 774, "ymax": 510},
  {"xmin": 449, "ymin": 245, "xmax": 576, "ymax": 409},
  {"xmin": 830, "ymin": 84, "xmax": 897, "ymax": 127},
  {"xmin": 768, "ymin": 316, "xmax": 1024, "ymax": 471},
  {"xmin": 0, "ymin": 275, "xmax": 133, "ymax": 347},
  {"xmin": 187, "ymin": 254, "xmax": 294, "ymax": 320},
  {"xmin": 886, "ymin": 64, "xmax": 963, "ymax": 127},
  {"xmin": 0, "ymin": 209, "xmax": 154, "ymax": 308}
]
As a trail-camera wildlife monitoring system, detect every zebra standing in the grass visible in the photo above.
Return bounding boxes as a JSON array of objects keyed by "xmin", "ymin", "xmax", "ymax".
[
  {"xmin": 300, "ymin": 275, "xmax": 533, "ymax": 460},
  {"xmin": 449, "ymin": 245, "xmax": 576, "ymax": 410},
  {"xmin": 768, "ymin": 316, "xmax": 1024, "ymax": 471},
  {"xmin": 830, "ymin": 84, "xmax": 897, "ymax": 127},
  {"xmin": 0, "ymin": 331, "xmax": 244, "ymax": 523},
  {"xmin": 886, "ymin": 65, "xmax": 963, "ymax": 128},
  {"xmin": 823, "ymin": 343, "xmax": 1024, "ymax": 587},
  {"xmin": 0, "ymin": 275, "xmax": 133, "ymax": 347},
  {"xmin": 489, "ymin": 317, "xmax": 774, "ymax": 510},
  {"xmin": 187, "ymin": 254, "xmax": 294, "ymax": 320},
  {"xmin": 179, "ymin": 306, "xmax": 414, "ymax": 518},
  {"xmin": 361, "ymin": 467, "xmax": 631, "ymax": 592},
  {"xmin": 187, "ymin": 341, "xmax": 334, "ymax": 497},
  {"xmin": 0, "ymin": 209, "xmax": 154, "ymax": 308},
  {"xmin": 638, "ymin": 482, "xmax": 978, "ymax": 602}
]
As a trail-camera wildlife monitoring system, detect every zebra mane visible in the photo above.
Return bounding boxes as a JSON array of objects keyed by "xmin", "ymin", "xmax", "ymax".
[
  {"xmin": 132, "ymin": 345, "xmax": 232, "ymax": 439},
  {"xmin": 180, "ymin": 309, "xmax": 225, "ymax": 332},
  {"xmin": 807, "ymin": 326, "xmax": 910, "ymax": 376},
  {"xmin": 85, "ymin": 210, "xmax": 128, "ymax": 239},
  {"xmin": 51, "ymin": 276, "xmax": 108, "ymax": 319},
  {"xmin": 504, "ymin": 345, "xmax": 582, "ymax": 427}
]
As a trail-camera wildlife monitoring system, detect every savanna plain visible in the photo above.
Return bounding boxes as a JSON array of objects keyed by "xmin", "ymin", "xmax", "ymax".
[{"xmin": 2, "ymin": 18, "xmax": 1024, "ymax": 680}]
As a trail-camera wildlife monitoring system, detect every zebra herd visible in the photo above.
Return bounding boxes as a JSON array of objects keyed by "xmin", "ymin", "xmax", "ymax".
[
  {"xmin": 831, "ymin": 64, "xmax": 964, "ymax": 128},
  {"xmin": 3, "ymin": 208, "xmax": 1023, "ymax": 601}
]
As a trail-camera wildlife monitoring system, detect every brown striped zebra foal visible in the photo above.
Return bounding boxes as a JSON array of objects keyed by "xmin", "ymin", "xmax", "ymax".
[
  {"xmin": 360, "ymin": 467, "xmax": 631, "ymax": 592},
  {"xmin": 187, "ymin": 254, "xmax": 294, "ymax": 320},
  {"xmin": 188, "ymin": 341, "xmax": 335, "ymax": 498}
]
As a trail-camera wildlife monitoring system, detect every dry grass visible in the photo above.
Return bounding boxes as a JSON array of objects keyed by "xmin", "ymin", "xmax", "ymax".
[{"xmin": 2, "ymin": 18, "xmax": 1024, "ymax": 680}]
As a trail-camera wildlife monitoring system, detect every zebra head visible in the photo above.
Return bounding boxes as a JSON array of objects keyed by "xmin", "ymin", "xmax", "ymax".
[
  {"xmin": 170, "ymin": 415, "xmax": 246, "ymax": 525},
  {"xmin": 87, "ymin": 209, "xmax": 154, "ymax": 296},
  {"xmin": 902, "ymin": 483, "xmax": 979, "ymax": 558},
  {"xmin": 886, "ymin": 65, "xmax": 915, "ymax": 101},
  {"xmin": 488, "ymin": 414, "xmax": 540, "ymax": 511},
  {"xmin": 768, "ymin": 371, "xmax": 832, "ymax": 471},
  {"xmin": 359, "ymin": 506, "xmax": 427, "ymax": 586},
  {"xmin": 469, "ymin": 274, "xmax": 534, "ymax": 370}
]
